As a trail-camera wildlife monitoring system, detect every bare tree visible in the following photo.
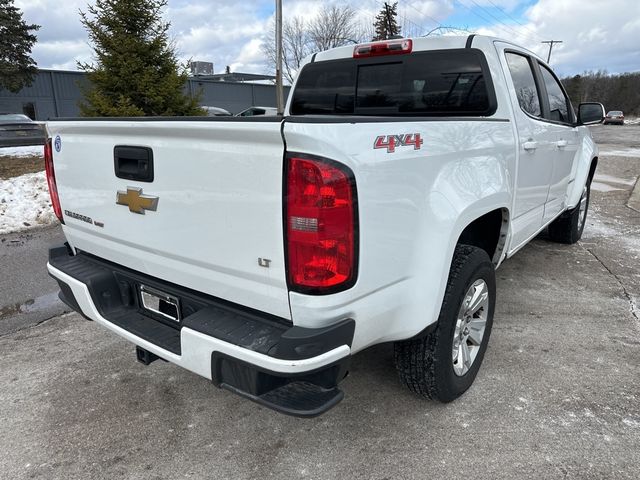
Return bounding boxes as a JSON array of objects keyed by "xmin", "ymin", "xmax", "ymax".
[
  {"xmin": 263, "ymin": 16, "xmax": 309, "ymax": 83},
  {"xmin": 422, "ymin": 26, "xmax": 470, "ymax": 36},
  {"xmin": 263, "ymin": 5, "xmax": 362, "ymax": 84},
  {"xmin": 562, "ymin": 70, "xmax": 640, "ymax": 115},
  {"xmin": 309, "ymin": 5, "xmax": 359, "ymax": 50}
]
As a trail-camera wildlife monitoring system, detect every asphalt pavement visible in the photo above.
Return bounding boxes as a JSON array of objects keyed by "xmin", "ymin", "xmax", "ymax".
[
  {"xmin": 0, "ymin": 125, "xmax": 638, "ymax": 479},
  {"xmin": 0, "ymin": 226, "xmax": 69, "ymax": 335}
]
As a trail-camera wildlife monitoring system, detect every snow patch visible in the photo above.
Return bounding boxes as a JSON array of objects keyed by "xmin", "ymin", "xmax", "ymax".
[
  {"xmin": 599, "ymin": 148, "xmax": 640, "ymax": 158},
  {"xmin": 0, "ymin": 145, "xmax": 44, "ymax": 158},
  {"xmin": 591, "ymin": 174, "xmax": 637, "ymax": 192},
  {"xmin": 0, "ymin": 171, "xmax": 57, "ymax": 234},
  {"xmin": 591, "ymin": 182, "xmax": 624, "ymax": 192},
  {"xmin": 592, "ymin": 173, "xmax": 637, "ymax": 186},
  {"xmin": 583, "ymin": 205, "xmax": 640, "ymax": 251}
]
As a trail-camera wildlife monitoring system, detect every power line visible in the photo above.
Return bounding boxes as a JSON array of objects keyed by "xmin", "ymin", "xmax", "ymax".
[
  {"xmin": 404, "ymin": 2, "xmax": 447, "ymax": 31},
  {"xmin": 403, "ymin": 16, "xmax": 432, "ymax": 37},
  {"xmin": 351, "ymin": 2, "xmax": 387, "ymax": 41},
  {"xmin": 455, "ymin": 0, "xmax": 544, "ymax": 44},
  {"xmin": 541, "ymin": 40, "xmax": 563, "ymax": 63},
  {"xmin": 467, "ymin": 0, "xmax": 545, "ymax": 42},
  {"xmin": 484, "ymin": 0, "xmax": 540, "ymax": 38},
  {"xmin": 402, "ymin": 2, "xmax": 451, "ymax": 37}
]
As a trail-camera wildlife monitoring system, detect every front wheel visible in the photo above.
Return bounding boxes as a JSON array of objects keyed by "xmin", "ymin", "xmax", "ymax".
[
  {"xmin": 548, "ymin": 181, "xmax": 590, "ymax": 244},
  {"xmin": 394, "ymin": 244, "xmax": 496, "ymax": 402}
]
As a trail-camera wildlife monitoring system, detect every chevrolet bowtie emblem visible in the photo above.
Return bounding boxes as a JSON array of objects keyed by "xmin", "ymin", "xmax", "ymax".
[{"xmin": 116, "ymin": 187, "xmax": 159, "ymax": 214}]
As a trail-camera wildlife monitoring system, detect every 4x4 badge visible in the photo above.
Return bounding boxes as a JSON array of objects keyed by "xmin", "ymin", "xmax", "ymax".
[
  {"xmin": 374, "ymin": 133, "xmax": 423, "ymax": 153},
  {"xmin": 116, "ymin": 187, "xmax": 159, "ymax": 214}
]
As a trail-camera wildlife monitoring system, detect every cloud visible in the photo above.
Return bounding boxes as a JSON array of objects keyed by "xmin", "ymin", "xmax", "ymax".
[
  {"xmin": 16, "ymin": 0, "xmax": 89, "ymax": 42},
  {"xmin": 31, "ymin": 40, "xmax": 92, "ymax": 70},
  {"xmin": 469, "ymin": 0, "xmax": 640, "ymax": 75},
  {"xmin": 13, "ymin": 0, "xmax": 640, "ymax": 77}
]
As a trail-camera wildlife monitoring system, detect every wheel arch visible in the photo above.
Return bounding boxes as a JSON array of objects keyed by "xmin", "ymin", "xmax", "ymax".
[
  {"xmin": 588, "ymin": 156, "xmax": 598, "ymax": 183},
  {"xmin": 456, "ymin": 206, "xmax": 510, "ymax": 266}
]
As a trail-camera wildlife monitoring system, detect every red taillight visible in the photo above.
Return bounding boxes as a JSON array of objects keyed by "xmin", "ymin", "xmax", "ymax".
[
  {"xmin": 353, "ymin": 39, "xmax": 412, "ymax": 58},
  {"xmin": 285, "ymin": 155, "xmax": 357, "ymax": 293},
  {"xmin": 44, "ymin": 138, "xmax": 64, "ymax": 223}
]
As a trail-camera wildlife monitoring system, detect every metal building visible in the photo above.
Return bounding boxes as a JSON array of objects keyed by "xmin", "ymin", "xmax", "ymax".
[{"xmin": 0, "ymin": 69, "xmax": 289, "ymax": 120}]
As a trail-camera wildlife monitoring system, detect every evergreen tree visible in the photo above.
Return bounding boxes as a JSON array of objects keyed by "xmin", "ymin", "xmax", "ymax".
[
  {"xmin": 0, "ymin": 0, "xmax": 40, "ymax": 93},
  {"xmin": 79, "ymin": 0, "xmax": 202, "ymax": 116},
  {"xmin": 372, "ymin": 2, "xmax": 401, "ymax": 41}
]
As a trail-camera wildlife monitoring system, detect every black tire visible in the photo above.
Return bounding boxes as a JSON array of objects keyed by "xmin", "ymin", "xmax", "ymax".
[
  {"xmin": 393, "ymin": 244, "xmax": 496, "ymax": 402},
  {"xmin": 548, "ymin": 181, "xmax": 590, "ymax": 244}
]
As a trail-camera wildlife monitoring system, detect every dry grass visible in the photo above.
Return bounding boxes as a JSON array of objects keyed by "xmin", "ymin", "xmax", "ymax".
[{"xmin": 0, "ymin": 155, "xmax": 44, "ymax": 179}]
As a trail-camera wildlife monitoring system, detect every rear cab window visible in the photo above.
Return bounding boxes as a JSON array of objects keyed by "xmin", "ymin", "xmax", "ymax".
[{"xmin": 290, "ymin": 49, "xmax": 497, "ymax": 117}]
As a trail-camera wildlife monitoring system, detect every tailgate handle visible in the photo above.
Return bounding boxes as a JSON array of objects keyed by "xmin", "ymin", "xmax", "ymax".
[{"xmin": 114, "ymin": 146, "xmax": 154, "ymax": 182}]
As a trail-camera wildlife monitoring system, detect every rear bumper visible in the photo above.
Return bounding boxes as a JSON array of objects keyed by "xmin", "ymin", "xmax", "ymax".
[{"xmin": 47, "ymin": 246, "xmax": 353, "ymax": 417}]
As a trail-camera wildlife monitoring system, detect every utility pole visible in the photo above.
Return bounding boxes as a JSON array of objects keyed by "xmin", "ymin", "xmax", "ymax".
[
  {"xmin": 275, "ymin": 0, "xmax": 284, "ymax": 115},
  {"xmin": 542, "ymin": 40, "xmax": 563, "ymax": 63}
]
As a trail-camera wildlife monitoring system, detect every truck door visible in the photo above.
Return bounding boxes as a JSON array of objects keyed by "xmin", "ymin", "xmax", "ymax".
[
  {"xmin": 534, "ymin": 61, "xmax": 580, "ymax": 223},
  {"xmin": 499, "ymin": 47, "xmax": 556, "ymax": 249}
]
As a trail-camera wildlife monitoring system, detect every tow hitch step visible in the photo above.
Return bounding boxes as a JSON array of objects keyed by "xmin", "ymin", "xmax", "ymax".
[
  {"xmin": 222, "ymin": 381, "xmax": 344, "ymax": 418},
  {"xmin": 136, "ymin": 346, "xmax": 161, "ymax": 365}
]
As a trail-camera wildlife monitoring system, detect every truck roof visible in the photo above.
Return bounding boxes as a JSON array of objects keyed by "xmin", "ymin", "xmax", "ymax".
[{"xmin": 312, "ymin": 35, "xmax": 542, "ymax": 64}]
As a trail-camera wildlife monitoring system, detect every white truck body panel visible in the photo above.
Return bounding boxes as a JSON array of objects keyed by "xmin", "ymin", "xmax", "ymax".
[{"xmin": 284, "ymin": 119, "xmax": 515, "ymax": 351}]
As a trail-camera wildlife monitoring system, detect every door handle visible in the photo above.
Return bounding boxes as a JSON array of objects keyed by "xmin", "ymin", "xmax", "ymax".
[
  {"xmin": 523, "ymin": 141, "xmax": 537, "ymax": 152},
  {"xmin": 556, "ymin": 139, "xmax": 568, "ymax": 149},
  {"xmin": 114, "ymin": 146, "xmax": 154, "ymax": 182}
]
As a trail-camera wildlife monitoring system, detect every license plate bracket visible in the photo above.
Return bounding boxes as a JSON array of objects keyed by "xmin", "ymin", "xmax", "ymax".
[{"xmin": 139, "ymin": 285, "xmax": 181, "ymax": 322}]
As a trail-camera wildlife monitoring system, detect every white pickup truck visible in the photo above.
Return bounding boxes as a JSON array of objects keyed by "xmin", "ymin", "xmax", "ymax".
[{"xmin": 45, "ymin": 35, "xmax": 604, "ymax": 417}]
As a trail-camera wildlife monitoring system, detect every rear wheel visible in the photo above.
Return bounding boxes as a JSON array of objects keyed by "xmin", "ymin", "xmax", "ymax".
[
  {"xmin": 548, "ymin": 181, "xmax": 590, "ymax": 244},
  {"xmin": 394, "ymin": 244, "xmax": 496, "ymax": 402}
]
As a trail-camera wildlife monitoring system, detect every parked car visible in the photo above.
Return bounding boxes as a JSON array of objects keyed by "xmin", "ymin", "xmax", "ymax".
[
  {"xmin": 604, "ymin": 110, "xmax": 624, "ymax": 125},
  {"xmin": 0, "ymin": 113, "xmax": 45, "ymax": 147},
  {"xmin": 201, "ymin": 106, "xmax": 231, "ymax": 117},
  {"xmin": 236, "ymin": 106, "xmax": 278, "ymax": 117},
  {"xmin": 45, "ymin": 35, "xmax": 603, "ymax": 417}
]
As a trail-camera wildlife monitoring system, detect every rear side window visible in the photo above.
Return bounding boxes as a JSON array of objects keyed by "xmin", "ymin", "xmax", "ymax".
[
  {"xmin": 539, "ymin": 64, "xmax": 571, "ymax": 123},
  {"xmin": 291, "ymin": 49, "xmax": 496, "ymax": 116},
  {"xmin": 505, "ymin": 52, "xmax": 541, "ymax": 117}
]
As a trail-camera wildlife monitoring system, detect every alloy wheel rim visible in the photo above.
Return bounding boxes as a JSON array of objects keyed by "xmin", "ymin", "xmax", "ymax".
[{"xmin": 452, "ymin": 279, "xmax": 489, "ymax": 376}]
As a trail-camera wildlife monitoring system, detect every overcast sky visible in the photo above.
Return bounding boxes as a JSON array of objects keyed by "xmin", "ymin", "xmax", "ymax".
[{"xmin": 16, "ymin": 0, "xmax": 640, "ymax": 78}]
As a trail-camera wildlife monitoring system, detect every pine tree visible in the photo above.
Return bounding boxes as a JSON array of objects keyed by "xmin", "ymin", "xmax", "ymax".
[
  {"xmin": 0, "ymin": 0, "xmax": 40, "ymax": 93},
  {"xmin": 372, "ymin": 2, "xmax": 401, "ymax": 41},
  {"xmin": 79, "ymin": 0, "xmax": 202, "ymax": 117}
]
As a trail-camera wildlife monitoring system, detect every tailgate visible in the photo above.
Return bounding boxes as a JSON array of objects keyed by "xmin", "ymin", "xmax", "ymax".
[{"xmin": 47, "ymin": 119, "xmax": 291, "ymax": 320}]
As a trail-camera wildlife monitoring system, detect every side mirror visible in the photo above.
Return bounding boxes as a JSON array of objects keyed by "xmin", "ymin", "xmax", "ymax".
[{"xmin": 577, "ymin": 102, "xmax": 605, "ymax": 125}]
